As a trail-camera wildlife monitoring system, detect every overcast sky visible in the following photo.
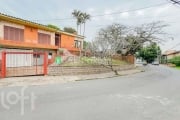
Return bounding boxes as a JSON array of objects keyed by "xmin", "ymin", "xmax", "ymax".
[{"xmin": 0, "ymin": 0, "xmax": 180, "ymax": 52}]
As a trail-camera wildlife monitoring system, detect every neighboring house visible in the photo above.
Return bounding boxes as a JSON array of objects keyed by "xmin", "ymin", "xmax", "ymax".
[
  {"xmin": 0, "ymin": 13, "xmax": 84, "ymax": 65},
  {"xmin": 161, "ymin": 50, "xmax": 180, "ymax": 64},
  {"xmin": 162, "ymin": 50, "xmax": 180, "ymax": 60}
]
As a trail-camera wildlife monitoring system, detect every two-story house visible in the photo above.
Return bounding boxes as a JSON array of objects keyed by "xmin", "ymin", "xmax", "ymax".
[{"xmin": 0, "ymin": 13, "xmax": 84, "ymax": 64}]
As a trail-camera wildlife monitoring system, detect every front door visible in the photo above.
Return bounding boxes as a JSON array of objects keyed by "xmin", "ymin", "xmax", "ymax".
[{"xmin": 55, "ymin": 34, "xmax": 60, "ymax": 47}]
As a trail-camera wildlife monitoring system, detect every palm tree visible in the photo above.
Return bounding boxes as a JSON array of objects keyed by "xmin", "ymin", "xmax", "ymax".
[
  {"xmin": 78, "ymin": 15, "xmax": 83, "ymax": 35},
  {"xmin": 72, "ymin": 10, "xmax": 83, "ymax": 34},
  {"xmin": 82, "ymin": 13, "xmax": 91, "ymax": 36},
  {"xmin": 72, "ymin": 10, "xmax": 91, "ymax": 36}
]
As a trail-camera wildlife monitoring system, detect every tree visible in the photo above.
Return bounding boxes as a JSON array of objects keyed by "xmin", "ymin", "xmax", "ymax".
[
  {"xmin": 124, "ymin": 21, "xmax": 167, "ymax": 55},
  {"xmin": 169, "ymin": 56, "xmax": 180, "ymax": 66},
  {"xmin": 63, "ymin": 27, "xmax": 77, "ymax": 34},
  {"xmin": 137, "ymin": 43, "xmax": 160, "ymax": 63},
  {"xmin": 88, "ymin": 23, "xmax": 128, "ymax": 75},
  {"xmin": 72, "ymin": 10, "xmax": 83, "ymax": 34},
  {"xmin": 124, "ymin": 35, "xmax": 143, "ymax": 55},
  {"xmin": 91, "ymin": 24, "xmax": 127, "ymax": 56},
  {"xmin": 72, "ymin": 10, "xmax": 91, "ymax": 36},
  {"xmin": 83, "ymin": 41, "xmax": 89, "ymax": 49},
  {"xmin": 81, "ymin": 13, "xmax": 91, "ymax": 36},
  {"xmin": 47, "ymin": 24, "xmax": 60, "ymax": 30},
  {"xmin": 88, "ymin": 22, "xmax": 168, "ymax": 73},
  {"xmin": 83, "ymin": 41, "xmax": 90, "ymax": 56},
  {"xmin": 134, "ymin": 21, "xmax": 168, "ymax": 43}
]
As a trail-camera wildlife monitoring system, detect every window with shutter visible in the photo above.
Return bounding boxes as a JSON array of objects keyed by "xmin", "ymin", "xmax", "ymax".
[
  {"xmin": 4, "ymin": 26, "xmax": 24, "ymax": 41},
  {"xmin": 38, "ymin": 33, "xmax": 51, "ymax": 45}
]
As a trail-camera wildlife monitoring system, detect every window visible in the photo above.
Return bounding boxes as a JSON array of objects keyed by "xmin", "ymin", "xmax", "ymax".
[
  {"xmin": 74, "ymin": 40, "xmax": 81, "ymax": 48},
  {"xmin": 33, "ymin": 54, "xmax": 40, "ymax": 58},
  {"xmin": 48, "ymin": 52, "xmax": 52, "ymax": 59},
  {"xmin": 4, "ymin": 26, "xmax": 24, "ymax": 41},
  {"xmin": 38, "ymin": 33, "xmax": 51, "ymax": 45}
]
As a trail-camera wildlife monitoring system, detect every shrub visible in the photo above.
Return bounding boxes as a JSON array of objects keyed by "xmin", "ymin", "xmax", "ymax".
[{"xmin": 169, "ymin": 56, "xmax": 180, "ymax": 66}]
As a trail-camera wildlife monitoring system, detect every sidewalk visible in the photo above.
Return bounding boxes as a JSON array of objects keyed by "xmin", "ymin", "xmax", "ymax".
[{"xmin": 0, "ymin": 68, "xmax": 143, "ymax": 88}]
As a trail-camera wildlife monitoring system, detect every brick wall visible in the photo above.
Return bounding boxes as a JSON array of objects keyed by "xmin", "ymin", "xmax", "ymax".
[{"xmin": 113, "ymin": 55, "xmax": 135, "ymax": 64}]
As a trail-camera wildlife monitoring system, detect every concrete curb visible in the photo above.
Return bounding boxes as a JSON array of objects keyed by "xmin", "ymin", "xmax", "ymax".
[
  {"xmin": 0, "ymin": 68, "xmax": 143, "ymax": 88},
  {"xmin": 75, "ymin": 69, "xmax": 143, "ymax": 81}
]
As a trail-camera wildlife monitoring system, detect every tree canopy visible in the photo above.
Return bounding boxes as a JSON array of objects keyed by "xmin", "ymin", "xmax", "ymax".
[
  {"xmin": 86, "ymin": 21, "xmax": 166, "ymax": 75},
  {"xmin": 88, "ymin": 21, "xmax": 167, "ymax": 57},
  {"xmin": 137, "ymin": 43, "xmax": 161, "ymax": 63},
  {"xmin": 72, "ymin": 10, "xmax": 91, "ymax": 35},
  {"xmin": 47, "ymin": 24, "xmax": 60, "ymax": 30},
  {"xmin": 63, "ymin": 27, "xmax": 77, "ymax": 34}
]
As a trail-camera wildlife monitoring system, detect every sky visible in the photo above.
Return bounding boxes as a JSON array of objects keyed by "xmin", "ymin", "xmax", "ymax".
[{"xmin": 0, "ymin": 0, "xmax": 180, "ymax": 52}]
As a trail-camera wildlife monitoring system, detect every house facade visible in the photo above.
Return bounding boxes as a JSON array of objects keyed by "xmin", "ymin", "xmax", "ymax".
[
  {"xmin": 161, "ymin": 50, "xmax": 180, "ymax": 64},
  {"xmin": 0, "ymin": 13, "xmax": 84, "ymax": 64},
  {"xmin": 162, "ymin": 50, "xmax": 180, "ymax": 60}
]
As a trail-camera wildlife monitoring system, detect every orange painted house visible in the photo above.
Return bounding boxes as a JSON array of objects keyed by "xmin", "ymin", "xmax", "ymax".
[{"xmin": 0, "ymin": 13, "xmax": 84, "ymax": 63}]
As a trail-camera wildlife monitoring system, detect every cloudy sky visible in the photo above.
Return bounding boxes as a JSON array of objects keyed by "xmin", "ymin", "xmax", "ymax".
[{"xmin": 0, "ymin": 0, "xmax": 180, "ymax": 52}]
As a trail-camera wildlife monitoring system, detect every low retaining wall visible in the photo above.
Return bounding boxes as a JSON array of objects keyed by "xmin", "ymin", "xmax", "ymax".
[{"xmin": 48, "ymin": 65, "xmax": 135, "ymax": 76}]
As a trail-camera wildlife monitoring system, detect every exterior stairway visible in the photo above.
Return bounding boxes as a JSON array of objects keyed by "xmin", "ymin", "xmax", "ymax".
[
  {"xmin": 60, "ymin": 48, "xmax": 81, "ymax": 64},
  {"xmin": 50, "ymin": 48, "xmax": 80, "ymax": 66}
]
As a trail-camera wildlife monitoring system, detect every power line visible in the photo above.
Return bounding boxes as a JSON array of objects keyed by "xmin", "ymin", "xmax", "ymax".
[
  {"xmin": 31, "ymin": 2, "xmax": 169, "ymax": 22},
  {"xmin": 91, "ymin": 2, "xmax": 169, "ymax": 17},
  {"xmin": 169, "ymin": 0, "xmax": 180, "ymax": 4},
  {"xmin": 166, "ymin": 0, "xmax": 180, "ymax": 8}
]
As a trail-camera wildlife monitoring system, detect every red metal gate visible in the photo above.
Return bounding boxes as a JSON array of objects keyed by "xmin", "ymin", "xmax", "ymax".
[{"xmin": 0, "ymin": 51, "xmax": 48, "ymax": 78}]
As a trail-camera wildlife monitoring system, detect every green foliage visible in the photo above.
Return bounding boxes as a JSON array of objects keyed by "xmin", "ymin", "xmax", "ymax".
[
  {"xmin": 80, "ymin": 57, "xmax": 128, "ymax": 65},
  {"xmin": 83, "ymin": 41, "xmax": 89, "ymax": 49},
  {"xmin": 175, "ymin": 66, "xmax": 180, "ymax": 70},
  {"xmin": 116, "ymin": 50, "xmax": 122, "ymax": 54},
  {"xmin": 64, "ymin": 27, "xmax": 77, "ymax": 34},
  {"xmin": 169, "ymin": 56, "xmax": 180, "ymax": 66},
  {"xmin": 72, "ymin": 10, "xmax": 83, "ymax": 25},
  {"xmin": 137, "ymin": 43, "xmax": 160, "ymax": 63},
  {"xmin": 47, "ymin": 24, "xmax": 60, "ymax": 30},
  {"xmin": 72, "ymin": 10, "xmax": 91, "ymax": 35},
  {"xmin": 72, "ymin": 10, "xmax": 91, "ymax": 25}
]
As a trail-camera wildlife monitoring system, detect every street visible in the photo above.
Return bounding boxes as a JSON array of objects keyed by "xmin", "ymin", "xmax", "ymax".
[{"xmin": 0, "ymin": 65, "xmax": 180, "ymax": 120}]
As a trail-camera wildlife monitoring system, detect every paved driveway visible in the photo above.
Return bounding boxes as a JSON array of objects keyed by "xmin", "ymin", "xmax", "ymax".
[{"xmin": 0, "ymin": 65, "xmax": 180, "ymax": 120}]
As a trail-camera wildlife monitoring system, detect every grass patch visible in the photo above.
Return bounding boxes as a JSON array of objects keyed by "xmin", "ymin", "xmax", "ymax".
[
  {"xmin": 111, "ymin": 59, "xmax": 128, "ymax": 65},
  {"xmin": 175, "ymin": 66, "xmax": 180, "ymax": 70},
  {"xmin": 81, "ymin": 57, "xmax": 129, "ymax": 65},
  {"xmin": 61, "ymin": 57, "xmax": 129, "ymax": 66},
  {"xmin": 60, "ymin": 62, "xmax": 89, "ymax": 66}
]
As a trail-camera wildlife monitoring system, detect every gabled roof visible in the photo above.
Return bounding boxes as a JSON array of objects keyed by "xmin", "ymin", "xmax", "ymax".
[{"xmin": 0, "ymin": 12, "xmax": 84, "ymax": 39}]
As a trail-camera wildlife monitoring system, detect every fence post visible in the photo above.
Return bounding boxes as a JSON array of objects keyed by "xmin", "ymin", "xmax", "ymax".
[
  {"xmin": 1, "ymin": 51, "xmax": 6, "ymax": 78},
  {"xmin": 44, "ymin": 52, "xmax": 48, "ymax": 75}
]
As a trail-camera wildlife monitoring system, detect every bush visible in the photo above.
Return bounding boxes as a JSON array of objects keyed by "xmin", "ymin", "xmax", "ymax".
[{"xmin": 169, "ymin": 56, "xmax": 180, "ymax": 66}]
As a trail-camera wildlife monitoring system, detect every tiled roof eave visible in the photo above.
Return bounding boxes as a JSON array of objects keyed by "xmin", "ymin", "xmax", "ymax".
[
  {"xmin": 0, "ymin": 12, "xmax": 85, "ymax": 38},
  {"xmin": 0, "ymin": 13, "xmax": 57, "ymax": 32}
]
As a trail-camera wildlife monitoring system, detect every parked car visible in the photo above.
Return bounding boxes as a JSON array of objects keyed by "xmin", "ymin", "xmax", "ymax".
[
  {"xmin": 152, "ymin": 61, "xmax": 159, "ymax": 65},
  {"xmin": 135, "ymin": 60, "xmax": 147, "ymax": 66},
  {"xmin": 142, "ymin": 61, "xmax": 148, "ymax": 66}
]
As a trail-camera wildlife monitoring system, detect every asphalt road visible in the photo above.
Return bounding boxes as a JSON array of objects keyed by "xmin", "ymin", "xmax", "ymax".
[{"xmin": 0, "ymin": 65, "xmax": 180, "ymax": 120}]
